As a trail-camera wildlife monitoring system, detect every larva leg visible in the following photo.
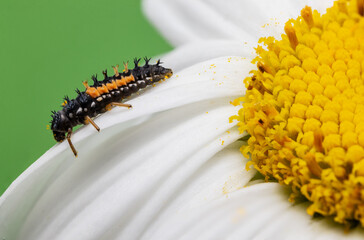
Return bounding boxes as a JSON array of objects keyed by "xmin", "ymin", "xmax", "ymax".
[
  {"xmin": 110, "ymin": 102, "xmax": 132, "ymax": 108},
  {"xmin": 66, "ymin": 129, "xmax": 78, "ymax": 157},
  {"xmin": 85, "ymin": 116, "xmax": 100, "ymax": 132}
]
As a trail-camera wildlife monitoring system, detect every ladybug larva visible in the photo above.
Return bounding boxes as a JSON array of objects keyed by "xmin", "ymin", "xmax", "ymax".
[{"xmin": 50, "ymin": 57, "xmax": 173, "ymax": 156}]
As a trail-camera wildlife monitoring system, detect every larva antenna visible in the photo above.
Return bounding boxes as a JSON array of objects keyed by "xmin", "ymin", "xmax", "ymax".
[
  {"xmin": 149, "ymin": 64, "xmax": 156, "ymax": 81},
  {"xmin": 112, "ymin": 65, "xmax": 120, "ymax": 76},
  {"xmin": 75, "ymin": 88, "xmax": 81, "ymax": 95},
  {"xmin": 82, "ymin": 80, "xmax": 90, "ymax": 89},
  {"xmin": 143, "ymin": 56, "xmax": 151, "ymax": 65},
  {"xmin": 102, "ymin": 69, "xmax": 108, "ymax": 79},
  {"xmin": 134, "ymin": 58, "xmax": 141, "ymax": 67},
  {"xmin": 91, "ymin": 74, "xmax": 99, "ymax": 86},
  {"xmin": 123, "ymin": 61, "xmax": 129, "ymax": 73},
  {"xmin": 156, "ymin": 59, "xmax": 162, "ymax": 66}
]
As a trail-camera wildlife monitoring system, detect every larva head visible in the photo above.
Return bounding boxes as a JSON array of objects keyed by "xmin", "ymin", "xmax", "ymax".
[
  {"xmin": 153, "ymin": 60, "xmax": 173, "ymax": 80},
  {"xmin": 50, "ymin": 110, "xmax": 70, "ymax": 142},
  {"xmin": 53, "ymin": 130, "xmax": 66, "ymax": 142},
  {"xmin": 160, "ymin": 67, "xmax": 173, "ymax": 79}
]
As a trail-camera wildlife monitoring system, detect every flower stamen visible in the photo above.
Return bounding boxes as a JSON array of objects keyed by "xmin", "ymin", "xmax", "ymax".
[
  {"xmin": 257, "ymin": 61, "xmax": 273, "ymax": 74},
  {"xmin": 338, "ymin": 0, "xmax": 348, "ymax": 14},
  {"xmin": 305, "ymin": 153, "xmax": 322, "ymax": 178},
  {"xmin": 314, "ymin": 130, "xmax": 324, "ymax": 153},
  {"xmin": 234, "ymin": 0, "xmax": 364, "ymax": 227},
  {"xmin": 301, "ymin": 6, "xmax": 314, "ymax": 28},
  {"xmin": 284, "ymin": 22, "xmax": 298, "ymax": 50},
  {"xmin": 357, "ymin": 0, "xmax": 364, "ymax": 16}
]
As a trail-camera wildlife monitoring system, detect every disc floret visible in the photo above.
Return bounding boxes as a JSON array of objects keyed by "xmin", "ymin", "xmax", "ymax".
[{"xmin": 233, "ymin": 0, "xmax": 364, "ymax": 226}]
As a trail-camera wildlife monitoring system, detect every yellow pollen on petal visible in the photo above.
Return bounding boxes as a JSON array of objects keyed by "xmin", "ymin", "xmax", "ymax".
[{"xmin": 233, "ymin": 0, "xmax": 364, "ymax": 227}]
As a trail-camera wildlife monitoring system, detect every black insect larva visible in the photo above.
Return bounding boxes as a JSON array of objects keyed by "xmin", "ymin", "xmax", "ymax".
[{"xmin": 50, "ymin": 57, "xmax": 173, "ymax": 157}]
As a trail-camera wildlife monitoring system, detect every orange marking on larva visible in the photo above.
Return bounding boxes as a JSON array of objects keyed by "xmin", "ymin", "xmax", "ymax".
[
  {"xmin": 106, "ymin": 81, "xmax": 118, "ymax": 91},
  {"xmin": 97, "ymin": 84, "xmax": 109, "ymax": 94},
  {"xmin": 116, "ymin": 79, "xmax": 127, "ymax": 87},
  {"xmin": 125, "ymin": 75, "xmax": 135, "ymax": 83},
  {"xmin": 86, "ymin": 87, "xmax": 101, "ymax": 98}
]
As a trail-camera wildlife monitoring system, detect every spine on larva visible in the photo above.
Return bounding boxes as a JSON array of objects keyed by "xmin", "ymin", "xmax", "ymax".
[{"xmin": 50, "ymin": 57, "xmax": 173, "ymax": 143}]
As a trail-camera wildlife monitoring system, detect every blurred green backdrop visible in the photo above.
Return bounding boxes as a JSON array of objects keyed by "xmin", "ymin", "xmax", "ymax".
[{"xmin": 0, "ymin": 0, "xmax": 172, "ymax": 195}]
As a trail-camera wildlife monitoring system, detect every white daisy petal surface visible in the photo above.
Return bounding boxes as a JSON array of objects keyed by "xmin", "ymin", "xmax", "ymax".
[
  {"xmin": 143, "ymin": 0, "xmax": 253, "ymax": 46},
  {"xmin": 0, "ymin": 57, "xmax": 253, "ymax": 240},
  {"xmin": 143, "ymin": 0, "xmax": 335, "ymax": 46},
  {"xmin": 160, "ymin": 40, "xmax": 255, "ymax": 73},
  {"xmin": 146, "ymin": 183, "xmax": 364, "ymax": 240}
]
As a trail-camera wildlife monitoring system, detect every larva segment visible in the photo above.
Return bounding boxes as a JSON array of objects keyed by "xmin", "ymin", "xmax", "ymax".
[
  {"xmin": 85, "ymin": 87, "xmax": 101, "ymax": 98},
  {"xmin": 83, "ymin": 81, "xmax": 101, "ymax": 98},
  {"xmin": 96, "ymin": 84, "xmax": 109, "ymax": 94},
  {"xmin": 116, "ymin": 79, "xmax": 127, "ymax": 87},
  {"xmin": 106, "ymin": 81, "xmax": 118, "ymax": 91}
]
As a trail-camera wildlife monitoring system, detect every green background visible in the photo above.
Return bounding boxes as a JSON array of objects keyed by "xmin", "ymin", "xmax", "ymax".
[{"xmin": 0, "ymin": 0, "xmax": 172, "ymax": 195}]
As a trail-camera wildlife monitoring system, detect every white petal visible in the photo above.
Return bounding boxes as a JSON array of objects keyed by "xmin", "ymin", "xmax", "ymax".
[
  {"xmin": 0, "ymin": 57, "xmax": 254, "ymax": 240},
  {"xmin": 143, "ymin": 0, "xmax": 335, "ymax": 46},
  {"xmin": 202, "ymin": 0, "xmax": 335, "ymax": 41},
  {"xmin": 19, "ymin": 105, "xmax": 242, "ymax": 240},
  {"xmin": 297, "ymin": 0, "xmax": 336, "ymax": 14},
  {"xmin": 145, "ymin": 183, "xmax": 364, "ymax": 240},
  {"xmin": 142, "ymin": 0, "xmax": 255, "ymax": 46},
  {"xmin": 160, "ymin": 40, "xmax": 255, "ymax": 72},
  {"xmin": 111, "ymin": 140, "xmax": 255, "ymax": 239}
]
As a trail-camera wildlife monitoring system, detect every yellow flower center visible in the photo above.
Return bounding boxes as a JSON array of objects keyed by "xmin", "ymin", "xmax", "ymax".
[{"xmin": 233, "ymin": 0, "xmax": 364, "ymax": 226}]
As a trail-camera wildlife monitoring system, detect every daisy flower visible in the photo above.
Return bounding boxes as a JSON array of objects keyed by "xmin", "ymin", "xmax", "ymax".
[{"xmin": 1, "ymin": 0, "xmax": 364, "ymax": 239}]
